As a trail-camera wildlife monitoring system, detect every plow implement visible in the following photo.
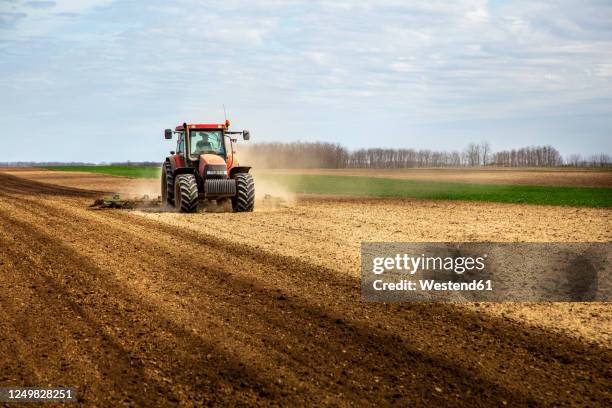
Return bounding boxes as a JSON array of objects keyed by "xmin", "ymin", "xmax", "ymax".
[
  {"xmin": 90, "ymin": 193, "xmax": 287, "ymax": 211},
  {"xmin": 90, "ymin": 194, "xmax": 161, "ymax": 210}
]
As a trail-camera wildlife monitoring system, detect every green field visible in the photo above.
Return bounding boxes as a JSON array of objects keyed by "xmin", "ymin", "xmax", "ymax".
[
  {"xmin": 45, "ymin": 166, "xmax": 611, "ymax": 207},
  {"xmin": 45, "ymin": 165, "xmax": 161, "ymax": 179},
  {"xmin": 257, "ymin": 174, "xmax": 612, "ymax": 208}
]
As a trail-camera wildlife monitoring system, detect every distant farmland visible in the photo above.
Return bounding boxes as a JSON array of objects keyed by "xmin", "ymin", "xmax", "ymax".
[
  {"xmin": 45, "ymin": 165, "xmax": 161, "ymax": 179},
  {"xmin": 46, "ymin": 165, "xmax": 612, "ymax": 208},
  {"xmin": 259, "ymin": 174, "xmax": 612, "ymax": 208}
]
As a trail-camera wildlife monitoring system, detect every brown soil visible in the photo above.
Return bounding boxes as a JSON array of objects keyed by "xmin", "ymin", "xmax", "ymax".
[
  {"xmin": 138, "ymin": 196, "xmax": 612, "ymax": 345},
  {"xmin": 0, "ymin": 169, "xmax": 159, "ymax": 197},
  {"xmin": 259, "ymin": 168, "xmax": 612, "ymax": 187},
  {"xmin": 0, "ymin": 171, "xmax": 610, "ymax": 406}
]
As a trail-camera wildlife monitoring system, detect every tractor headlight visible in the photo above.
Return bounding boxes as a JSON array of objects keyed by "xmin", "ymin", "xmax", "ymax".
[{"xmin": 206, "ymin": 169, "xmax": 228, "ymax": 176}]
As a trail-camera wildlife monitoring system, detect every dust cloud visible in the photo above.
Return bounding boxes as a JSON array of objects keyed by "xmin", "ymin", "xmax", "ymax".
[
  {"xmin": 122, "ymin": 178, "xmax": 161, "ymax": 199},
  {"xmin": 238, "ymin": 146, "xmax": 297, "ymax": 209}
]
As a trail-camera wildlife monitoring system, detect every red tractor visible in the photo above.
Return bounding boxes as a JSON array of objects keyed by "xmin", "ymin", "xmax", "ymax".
[{"xmin": 162, "ymin": 120, "xmax": 254, "ymax": 213}]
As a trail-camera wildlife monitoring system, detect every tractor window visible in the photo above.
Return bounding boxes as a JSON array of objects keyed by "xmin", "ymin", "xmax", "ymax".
[
  {"xmin": 190, "ymin": 130, "xmax": 225, "ymax": 156},
  {"xmin": 176, "ymin": 132, "xmax": 185, "ymax": 154}
]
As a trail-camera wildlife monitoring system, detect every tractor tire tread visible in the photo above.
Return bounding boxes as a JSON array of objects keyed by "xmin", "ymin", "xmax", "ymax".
[
  {"xmin": 176, "ymin": 174, "xmax": 199, "ymax": 213},
  {"xmin": 233, "ymin": 173, "xmax": 255, "ymax": 212},
  {"xmin": 163, "ymin": 162, "xmax": 174, "ymax": 205}
]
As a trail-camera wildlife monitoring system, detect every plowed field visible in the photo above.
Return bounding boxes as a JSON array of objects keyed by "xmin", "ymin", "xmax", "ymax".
[{"xmin": 0, "ymin": 170, "xmax": 610, "ymax": 406}]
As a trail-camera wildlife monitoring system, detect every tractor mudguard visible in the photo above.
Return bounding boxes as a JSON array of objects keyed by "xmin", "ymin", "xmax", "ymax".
[
  {"xmin": 173, "ymin": 167, "xmax": 197, "ymax": 177},
  {"xmin": 229, "ymin": 166, "xmax": 251, "ymax": 178}
]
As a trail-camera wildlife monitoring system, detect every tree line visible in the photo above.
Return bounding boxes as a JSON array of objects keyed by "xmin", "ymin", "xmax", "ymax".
[
  {"xmin": 240, "ymin": 142, "xmax": 611, "ymax": 169},
  {"xmin": 1, "ymin": 143, "xmax": 609, "ymax": 168}
]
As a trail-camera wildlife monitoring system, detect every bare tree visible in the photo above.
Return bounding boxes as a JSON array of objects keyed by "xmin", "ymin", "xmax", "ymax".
[
  {"xmin": 479, "ymin": 142, "xmax": 491, "ymax": 166},
  {"xmin": 464, "ymin": 143, "xmax": 480, "ymax": 167}
]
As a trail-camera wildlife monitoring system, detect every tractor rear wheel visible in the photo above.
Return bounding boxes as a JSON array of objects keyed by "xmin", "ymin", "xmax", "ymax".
[
  {"xmin": 232, "ymin": 173, "xmax": 255, "ymax": 212},
  {"xmin": 174, "ymin": 174, "xmax": 199, "ymax": 213},
  {"xmin": 161, "ymin": 162, "xmax": 174, "ymax": 206}
]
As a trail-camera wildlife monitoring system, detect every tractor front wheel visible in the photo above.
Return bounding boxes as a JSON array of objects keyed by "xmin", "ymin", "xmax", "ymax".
[
  {"xmin": 232, "ymin": 173, "xmax": 255, "ymax": 212},
  {"xmin": 174, "ymin": 174, "xmax": 199, "ymax": 213}
]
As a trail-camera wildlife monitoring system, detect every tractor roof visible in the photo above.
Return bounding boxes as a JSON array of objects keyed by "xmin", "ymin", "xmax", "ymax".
[{"xmin": 175, "ymin": 121, "xmax": 229, "ymax": 132}]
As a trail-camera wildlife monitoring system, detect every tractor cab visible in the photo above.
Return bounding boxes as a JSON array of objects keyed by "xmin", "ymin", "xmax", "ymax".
[{"xmin": 161, "ymin": 121, "xmax": 254, "ymax": 213}]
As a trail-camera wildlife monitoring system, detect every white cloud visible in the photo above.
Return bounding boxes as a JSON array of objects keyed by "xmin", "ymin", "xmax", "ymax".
[
  {"xmin": 0, "ymin": 0, "xmax": 611, "ymax": 160},
  {"xmin": 52, "ymin": 0, "xmax": 113, "ymax": 14},
  {"xmin": 464, "ymin": 2, "xmax": 489, "ymax": 23},
  {"xmin": 593, "ymin": 64, "xmax": 612, "ymax": 78}
]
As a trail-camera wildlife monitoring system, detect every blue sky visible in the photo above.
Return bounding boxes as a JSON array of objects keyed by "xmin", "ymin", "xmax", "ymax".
[{"xmin": 1, "ymin": 0, "xmax": 611, "ymax": 162}]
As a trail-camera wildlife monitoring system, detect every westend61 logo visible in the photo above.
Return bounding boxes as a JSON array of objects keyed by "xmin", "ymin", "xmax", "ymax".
[{"xmin": 361, "ymin": 242, "xmax": 611, "ymax": 302}]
